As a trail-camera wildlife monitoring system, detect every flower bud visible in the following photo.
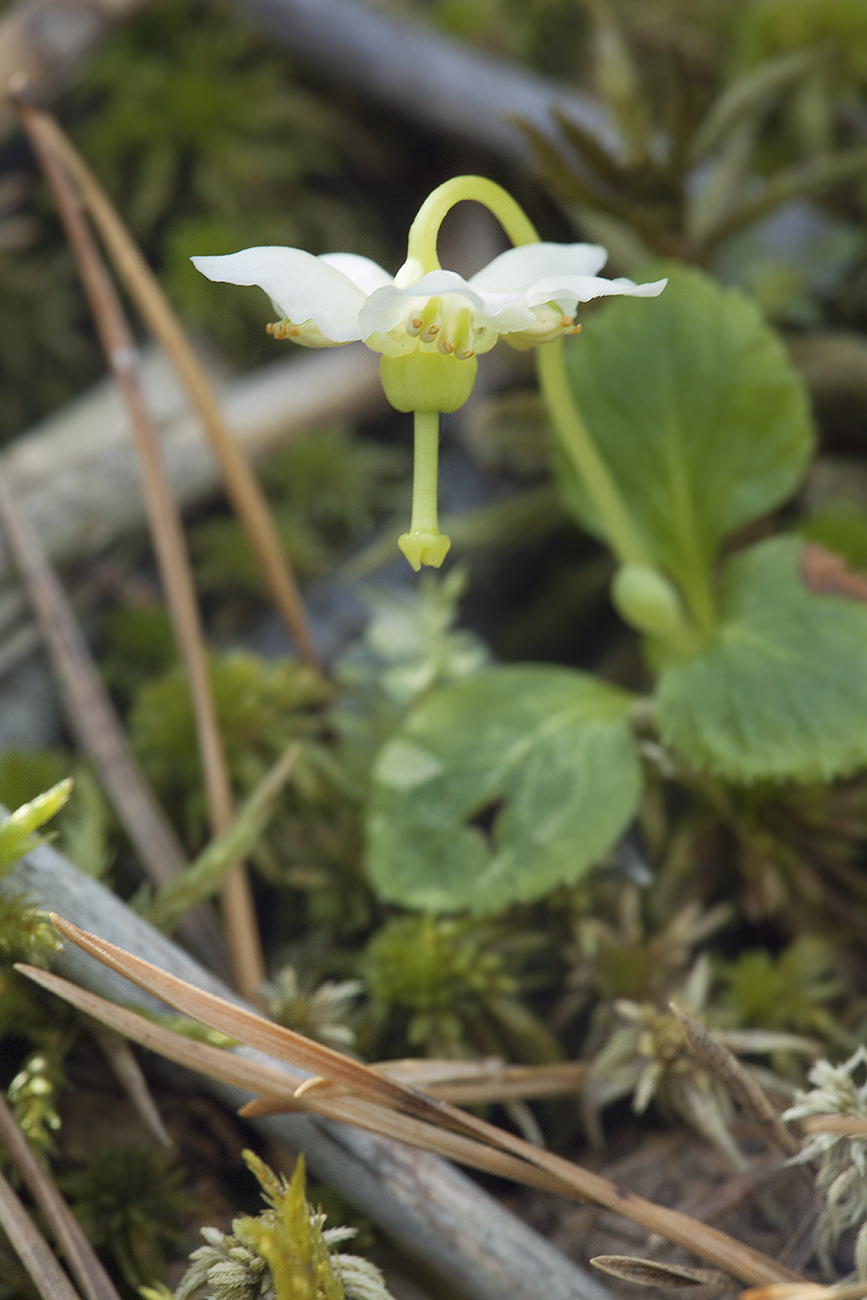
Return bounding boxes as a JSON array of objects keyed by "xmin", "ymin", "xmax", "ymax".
[{"xmin": 612, "ymin": 564, "xmax": 687, "ymax": 638}]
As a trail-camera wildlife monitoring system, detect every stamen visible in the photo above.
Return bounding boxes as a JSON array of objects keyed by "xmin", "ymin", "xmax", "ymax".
[
  {"xmin": 407, "ymin": 296, "xmax": 443, "ymax": 343},
  {"xmin": 442, "ymin": 306, "xmax": 475, "ymax": 361},
  {"xmin": 560, "ymin": 316, "xmax": 574, "ymax": 328},
  {"xmin": 267, "ymin": 320, "xmax": 300, "ymax": 339}
]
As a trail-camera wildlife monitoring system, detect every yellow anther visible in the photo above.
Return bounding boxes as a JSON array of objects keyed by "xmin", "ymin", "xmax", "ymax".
[
  {"xmin": 267, "ymin": 320, "xmax": 300, "ymax": 339},
  {"xmin": 438, "ymin": 306, "xmax": 475, "ymax": 360},
  {"xmin": 407, "ymin": 296, "xmax": 443, "ymax": 342}
]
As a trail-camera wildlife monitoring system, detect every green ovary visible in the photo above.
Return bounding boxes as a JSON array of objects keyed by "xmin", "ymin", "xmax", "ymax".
[{"xmin": 380, "ymin": 349, "xmax": 478, "ymax": 414}]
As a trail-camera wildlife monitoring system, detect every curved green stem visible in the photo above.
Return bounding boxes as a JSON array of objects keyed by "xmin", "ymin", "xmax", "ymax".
[
  {"xmin": 536, "ymin": 340, "xmax": 649, "ymax": 566},
  {"xmin": 404, "ymin": 175, "xmax": 654, "ymax": 580},
  {"xmin": 407, "ymin": 175, "xmax": 540, "ymax": 271}
]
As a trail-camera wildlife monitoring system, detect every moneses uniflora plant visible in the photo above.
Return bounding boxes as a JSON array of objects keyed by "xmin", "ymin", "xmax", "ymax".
[{"xmin": 193, "ymin": 175, "xmax": 665, "ymax": 573}]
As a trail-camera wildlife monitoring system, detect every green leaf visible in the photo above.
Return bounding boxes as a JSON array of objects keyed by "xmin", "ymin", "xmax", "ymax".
[
  {"xmin": 366, "ymin": 666, "xmax": 642, "ymax": 913},
  {"xmin": 656, "ymin": 536, "xmax": 867, "ymax": 782},
  {"xmin": 558, "ymin": 266, "xmax": 814, "ymax": 614},
  {"xmin": 0, "ymin": 779, "xmax": 73, "ymax": 874}
]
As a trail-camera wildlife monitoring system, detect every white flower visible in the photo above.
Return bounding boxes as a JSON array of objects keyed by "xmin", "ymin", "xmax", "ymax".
[{"xmin": 191, "ymin": 242, "xmax": 667, "ymax": 359}]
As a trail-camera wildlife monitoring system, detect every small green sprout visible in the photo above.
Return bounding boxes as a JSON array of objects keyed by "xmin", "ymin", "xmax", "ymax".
[
  {"xmin": 0, "ymin": 778, "xmax": 73, "ymax": 873},
  {"xmin": 149, "ymin": 1151, "xmax": 394, "ymax": 1300}
]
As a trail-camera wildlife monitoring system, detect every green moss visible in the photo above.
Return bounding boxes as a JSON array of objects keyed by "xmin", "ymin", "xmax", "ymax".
[
  {"xmin": 129, "ymin": 651, "xmax": 332, "ymax": 845},
  {"xmin": 365, "ymin": 914, "xmax": 559, "ymax": 1061},
  {"xmin": 60, "ymin": 1145, "xmax": 194, "ymax": 1291}
]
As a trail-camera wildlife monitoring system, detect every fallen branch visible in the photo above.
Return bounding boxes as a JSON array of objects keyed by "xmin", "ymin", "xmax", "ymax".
[
  {"xmin": 0, "ymin": 834, "xmax": 612, "ymax": 1300},
  {"xmin": 0, "ymin": 0, "xmax": 151, "ymax": 142},
  {"xmin": 0, "ymin": 1090, "xmax": 121, "ymax": 1300},
  {"xmin": 0, "ymin": 344, "xmax": 385, "ymax": 639},
  {"xmin": 232, "ymin": 0, "xmax": 614, "ymax": 168},
  {"xmin": 27, "ymin": 916, "xmax": 806, "ymax": 1289},
  {"xmin": 0, "ymin": 471, "xmax": 227, "ymax": 974}
]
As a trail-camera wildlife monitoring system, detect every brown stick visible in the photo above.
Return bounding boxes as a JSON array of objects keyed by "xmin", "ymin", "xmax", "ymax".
[
  {"xmin": 15, "ymin": 87, "xmax": 265, "ymax": 1000},
  {"xmin": 799, "ymin": 1115, "xmax": 867, "ymax": 1137},
  {"xmin": 23, "ymin": 101, "xmax": 320, "ymax": 669},
  {"xmin": 5, "ymin": 834, "xmax": 612, "ymax": 1300},
  {"xmin": 0, "ymin": 1092, "xmax": 121, "ymax": 1300},
  {"xmin": 0, "ymin": 0, "xmax": 151, "ymax": 143},
  {"xmin": 90, "ymin": 1025, "xmax": 173, "ymax": 1148},
  {"xmin": 670, "ymin": 1002, "xmax": 801, "ymax": 1157},
  {"xmin": 42, "ymin": 915, "xmax": 807, "ymax": 1288},
  {"xmin": 0, "ymin": 473, "xmax": 225, "ymax": 972},
  {"xmin": 0, "ymin": 1165, "xmax": 84, "ymax": 1300}
]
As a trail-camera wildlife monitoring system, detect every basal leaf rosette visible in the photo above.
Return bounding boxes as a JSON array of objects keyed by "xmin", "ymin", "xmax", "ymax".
[
  {"xmin": 656, "ymin": 536, "xmax": 867, "ymax": 783},
  {"xmin": 366, "ymin": 665, "xmax": 642, "ymax": 913},
  {"xmin": 558, "ymin": 265, "xmax": 814, "ymax": 631}
]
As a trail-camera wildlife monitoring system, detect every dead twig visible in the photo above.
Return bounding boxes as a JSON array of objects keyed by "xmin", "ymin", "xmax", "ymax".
[
  {"xmin": 0, "ymin": 474, "xmax": 225, "ymax": 973},
  {"xmin": 799, "ymin": 1114, "xmax": 867, "ymax": 1137},
  {"xmin": 670, "ymin": 1002, "xmax": 801, "ymax": 1157},
  {"xmin": 2, "ymin": 838, "xmax": 610, "ymax": 1300},
  {"xmin": 14, "ymin": 85, "xmax": 265, "ymax": 1000},
  {"xmin": 90, "ymin": 1024, "xmax": 173, "ymax": 1148},
  {"xmin": 0, "ymin": 0, "xmax": 150, "ymax": 142},
  {"xmin": 25, "ymin": 917, "xmax": 809, "ymax": 1288},
  {"xmin": 0, "ymin": 1091, "xmax": 121, "ymax": 1300},
  {"xmin": 0, "ymin": 1164, "xmax": 84, "ymax": 1300},
  {"xmin": 21, "ymin": 99, "xmax": 320, "ymax": 669}
]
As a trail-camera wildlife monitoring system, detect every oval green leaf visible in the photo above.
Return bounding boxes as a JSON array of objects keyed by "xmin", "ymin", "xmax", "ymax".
[
  {"xmin": 366, "ymin": 666, "xmax": 642, "ymax": 913},
  {"xmin": 656, "ymin": 536, "xmax": 867, "ymax": 782},
  {"xmin": 558, "ymin": 266, "xmax": 814, "ymax": 596}
]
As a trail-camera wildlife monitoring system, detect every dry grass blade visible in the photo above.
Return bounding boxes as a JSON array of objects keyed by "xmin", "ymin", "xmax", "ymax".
[
  {"xmin": 0, "ymin": 474, "xmax": 224, "ymax": 972},
  {"xmin": 378, "ymin": 1058, "xmax": 589, "ymax": 1105},
  {"xmin": 0, "ymin": 1165, "xmax": 84, "ymax": 1300},
  {"xmin": 268, "ymin": 1057, "xmax": 589, "ymax": 1107},
  {"xmin": 0, "ymin": 1092, "xmax": 121, "ymax": 1300},
  {"xmin": 740, "ymin": 1286, "xmax": 867, "ymax": 1300},
  {"xmin": 45, "ymin": 915, "xmax": 448, "ymax": 1118},
  {"xmin": 591, "ymin": 1256, "xmax": 730, "ymax": 1288},
  {"xmin": 90, "ymin": 1025, "xmax": 173, "ymax": 1148},
  {"xmin": 14, "ymin": 85, "xmax": 265, "ymax": 1000},
  {"xmin": 670, "ymin": 1002, "xmax": 800, "ymax": 1156},
  {"xmin": 31, "ymin": 919, "xmax": 806, "ymax": 1285},
  {"xmin": 20, "ymin": 99, "xmax": 319, "ymax": 668},
  {"xmin": 798, "ymin": 1115, "xmax": 867, "ymax": 1137},
  {"xmin": 14, "ymin": 962, "xmax": 572, "ymax": 1198}
]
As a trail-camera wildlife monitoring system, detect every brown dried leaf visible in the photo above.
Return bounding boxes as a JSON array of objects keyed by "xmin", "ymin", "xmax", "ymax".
[{"xmin": 800, "ymin": 542, "xmax": 867, "ymax": 602}]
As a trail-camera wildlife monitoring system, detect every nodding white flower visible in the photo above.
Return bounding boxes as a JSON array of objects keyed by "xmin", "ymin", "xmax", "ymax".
[{"xmin": 190, "ymin": 243, "xmax": 667, "ymax": 360}]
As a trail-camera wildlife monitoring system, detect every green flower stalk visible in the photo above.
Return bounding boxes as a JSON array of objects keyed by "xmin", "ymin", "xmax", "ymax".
[{"xmin": 192, "ymin": 176, "xmax": 665, "ymax": 573}]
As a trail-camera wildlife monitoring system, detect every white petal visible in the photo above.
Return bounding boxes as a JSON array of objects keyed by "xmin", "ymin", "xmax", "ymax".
[
  {"xmin": 523, "ymin": 274, "xmax": 668, "ymax": 311},
  {"xmin": 404, "ymin": 269, "xmax": 486, "ymax": 303},
  {"xmin": 358, "ymin": 271, "xmax": 484, "ymax": 337},
  {"xmin": 469, "ymin": 242, "xmax": 608, "ymax": 293},
  {"xmin": 190, "ymin": 246, "xmax": 367, "ymax": 342},
  {"xmin": 318, "ymin": 253, "xmax": 393, "ymax": 295}
]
